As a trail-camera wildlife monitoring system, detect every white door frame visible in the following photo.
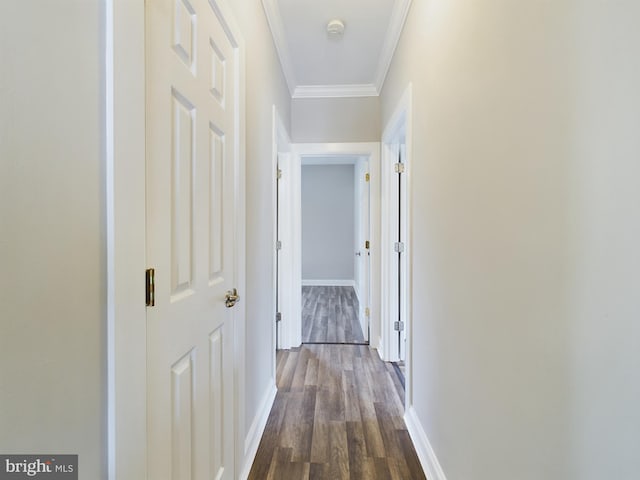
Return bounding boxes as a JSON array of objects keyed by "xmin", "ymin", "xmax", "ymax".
[
  {"xmin": 271, "ymin": 106, "xmax": 293, "ymax": 354},
  {"xmin": 381, "ymin": 84, "xmax": 413, "ymax": 402},
  {"xmin": 354, "ymin": 157, "xmax": 372, "ymax": 339},
  {"xmin": 106, "ymin": 1, "xmax": 246, "ymax": 478},
  {"xmin": 281, "ymin": 142, "xmax": 381, "ymax": 350}
]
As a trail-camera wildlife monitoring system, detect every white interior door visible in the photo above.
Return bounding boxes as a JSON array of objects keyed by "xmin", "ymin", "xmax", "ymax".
[
  {"xmin": 146, "ymin": 0, "xmax": 241, "ymax": 478},
  {"xmin": 355, "ymin": 159, "xmax": 371, "ymax": 342},
  {"xmin": 398, "ymin": 144, "xmax": 407, "ymax": 362},
  {"xmin": 276, "ymin": 153, "xmax": 296, "ymax": 349},
  {"xmin": 384, "ymin": 141, "xmax": 407, "ymax": 362},
  {"xmin": 276, "ymin": 155, "xmax": 282, "ymax": 349}
]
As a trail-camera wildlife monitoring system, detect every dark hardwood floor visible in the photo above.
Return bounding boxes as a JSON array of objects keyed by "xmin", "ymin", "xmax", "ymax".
[
  {"xmin": 247, "ymin": 344, "xmax": 424, "ymax": 479},
  {"xmin": 302, "ymin": 286, "xmax": 366, "ymax": 344}
]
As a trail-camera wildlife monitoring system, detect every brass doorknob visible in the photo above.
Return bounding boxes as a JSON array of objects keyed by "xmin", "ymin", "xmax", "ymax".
[{"xmin": 225, "ymin": 288, "xmax": 240, "ymax": 308}]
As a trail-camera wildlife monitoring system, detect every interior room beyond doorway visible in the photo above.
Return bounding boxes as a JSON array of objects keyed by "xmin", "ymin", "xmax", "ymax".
[{"xmin": 300, "ymin": 157, "xmax": 369, "ymax": 345}]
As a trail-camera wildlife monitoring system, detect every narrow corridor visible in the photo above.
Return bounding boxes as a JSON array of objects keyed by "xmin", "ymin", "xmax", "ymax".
[{"xmin": 248, "ymin": 344, "xmax": 425, "ymax": 479}]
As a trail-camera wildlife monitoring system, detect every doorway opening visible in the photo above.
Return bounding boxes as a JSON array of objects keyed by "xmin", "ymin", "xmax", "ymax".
[
  {"xmin": 300, "ymin": 156, "xmax": 369, "ymax": 345},
  {"xmin": 275, "ymin": 143, "xmax": 381, "ymax": 351}
]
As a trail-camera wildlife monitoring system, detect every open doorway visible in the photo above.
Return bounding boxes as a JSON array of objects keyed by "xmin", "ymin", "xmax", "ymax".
[
  {"xmin": 275, "ymin": 142, "xmax": 381, "ymax": 351},
  {"xmin": 300, "ymin": 157, "xmax": 369, "ymax": 344}
]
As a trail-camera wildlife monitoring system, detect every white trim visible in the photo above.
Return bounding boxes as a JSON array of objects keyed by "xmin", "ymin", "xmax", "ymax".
[
  {"xmin": 275, "ymin": 151, "xmax": 303, "ymax": 350},
  {"xmin": 374, "ymin": 0, "xmax": 413, "ymax": 92},
  {"xmin": 380, "ymin": 84, "xmax": 413, "ymax": 413},
  {"xmin": 240, "ymin": 383, "xmax": 277, "ymax": 480},
  {"xmin": 293, "ymin": 83, "xmax": 378, "ymax": 99},
  {"xmin": 302, "ymin": 279, "xmax": 356, "ymax": 287},
  {"xmin": 290, "ymin": 143, "xmax": 381, "ymax": 350},
  {"xmin": 405, "ymin": 407, "xmax": 448, "ymax": 480},
  {"xmin": 262, "ymin": 0, "xmax": 411, "ymax": 98},
  {"xmin": 261, "ymin": 0, "xmax": 296, "ymax": 96},
  {"xmin": 376, "ymin": 340, "xmax": 387, "ymax": 362},
  {"xmin": 108, "ymin": 1, "xmax": 147, "ymax": 479},
  {"xmin": 354, "ymin": 282, "xmax": 361, "ymax": 302},
  {"xmin": 272, "ymin": 107, "xmax": 295, "ymax": 351},
  {"xmin": 272, "ymin": 106, "xmax": 279, "ymax": 351}
]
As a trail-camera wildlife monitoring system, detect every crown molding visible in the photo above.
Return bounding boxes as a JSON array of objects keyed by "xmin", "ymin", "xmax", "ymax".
[
  {"xmin": 374, "ymin": 0, "xmax": 413, "ymax": 93},
  {"xmin": 293, "ymin": 83, "xmax": 379, "ymax": 99},
  {"xmin": 261, "ymin": 0, "xmax": 296, "ymax": 96},
  {"xmin": 263, "ymin": 0, "xmax": 412, "ymax": 99}
]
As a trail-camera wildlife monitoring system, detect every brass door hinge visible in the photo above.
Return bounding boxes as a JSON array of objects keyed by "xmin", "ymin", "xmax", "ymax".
[
  {"xmin": 365, "ymin": 240, "xmax": 370, "ymax": 250},
  {"xmin": 365, "ymin": 307, "xmax": 370, "ymax": 318},
  {"xmin": 394, "ymin": 162, "xmax": 405, "ymax": 174},
  {"xmin": 365, "ymin": 172, "xmax": 370, "ymax": 182},
  {"xmin": 145, "ymin": 268, "xmax": 155, "ymax": 307}
]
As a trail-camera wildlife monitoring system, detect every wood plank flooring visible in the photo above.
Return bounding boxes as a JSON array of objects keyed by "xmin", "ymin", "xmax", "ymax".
[
  {"xmin": 302, "ymin": 286, "xmax": 366, "ymax": 344},
  {"xmin": 247, "ymin": 344, "xmax": 425, "ymax": 479}
]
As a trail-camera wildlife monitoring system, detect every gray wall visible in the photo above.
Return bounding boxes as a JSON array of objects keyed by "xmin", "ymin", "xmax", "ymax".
[
  {"xmin": 381, "ymin": 0, "xmax": 640, "ymax": 479},
  {"xmin": 0, "ymin": 1, "xmax": 105, "ymax": 477},
  {"xmin": 302, "ymin": 164, "xmax": 355, "ymax": 282},
  {"xmin": 292, "ymin": 97, "xmax": 380, "ymax": 143}
]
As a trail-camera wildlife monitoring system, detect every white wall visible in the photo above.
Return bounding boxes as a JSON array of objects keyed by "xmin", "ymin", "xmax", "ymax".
[
  {"xmin": 226, "ymin": 0, "xmax": 292, "ymax": 467},
  {"xmin": 292, "ymin": 97, "xmax": 380, "ymax": 143},
  {"xmin": 301, "ymin": 164, "xmax": 355, "ymax": 282},
  {"xmin": 0, "ymin": 1, "xmax": 105, "ymax": 477},
  {"xmin": 381, "ymin": 1, "xmax": 640, "ymax": 479}
]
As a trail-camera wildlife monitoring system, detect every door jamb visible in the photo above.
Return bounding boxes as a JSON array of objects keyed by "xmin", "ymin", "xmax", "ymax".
[
  {"xmin": 381, "ymin": 84, "xmax": 413, "ymax": 405},
  {"xmin": 107, "ymin": 1, "xmax": 146, "ymax": 479},
  {"xmin": 284, "ymin": 142, "xmax": 381, "ymax": 350},
  {"xmin": 271, "ymin": 106, "xmax": 291, "ymax": 357}
]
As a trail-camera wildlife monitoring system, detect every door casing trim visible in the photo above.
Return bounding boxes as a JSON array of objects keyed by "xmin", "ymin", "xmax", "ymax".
[
  {"xmin": 279, "ymin": 142, "xmax": 381, "ymax": 350},
  {"xmin": 381, "ymin": 83, "xmax": 413, "ymax": 406}
]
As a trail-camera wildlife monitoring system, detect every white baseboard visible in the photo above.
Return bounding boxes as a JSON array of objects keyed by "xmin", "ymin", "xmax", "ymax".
[
  {"xmin": 359, "ymin": 305, "xmax": 367, "ymax": 341},
  {"xmin": 239, "ymin": 383, "xmax": 277, "ymax": 480},
  {"xmin": 376, "ymin": 336, "xmax": 386, "ymax": 360},
  {"xmin": 354, "ymin": 282, "xmax": 361, "ymax": 302},
  {"xmin": 302, "ymin": 279, "xmax": 356, "ymax": 287},
  {"xmin": 404, "ymin": 406, "xmax": 447, "ymax": 480}
]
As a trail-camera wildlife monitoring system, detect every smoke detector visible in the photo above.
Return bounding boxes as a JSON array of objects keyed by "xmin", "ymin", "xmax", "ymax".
[{"xmin": 327, "ymin": 19, "xmax": 345, "ymax": 38}]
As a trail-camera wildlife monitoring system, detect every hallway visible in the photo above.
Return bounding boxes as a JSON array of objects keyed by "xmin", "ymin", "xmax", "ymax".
[
  {"xmin": 4, "ymin": 1, "xmax": 640, "ymax": 478},
  {"xmin": 248, "ymin": 344, "xmax": 424, "ymax": 479}
]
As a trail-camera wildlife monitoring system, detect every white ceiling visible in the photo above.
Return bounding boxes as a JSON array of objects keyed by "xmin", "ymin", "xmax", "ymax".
[{"xmin": 262, "ymin": 0, "xmax": 412, "ymax": 98}]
